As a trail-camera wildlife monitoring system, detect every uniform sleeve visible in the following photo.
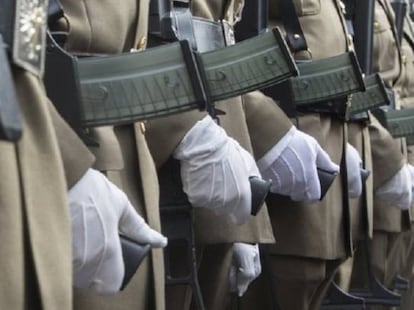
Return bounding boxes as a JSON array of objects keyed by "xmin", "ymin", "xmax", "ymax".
[
  {"xmin": 242, "ymin": 91, "xmax": 293, "ymax": 160},
  {"xmin": 368, "ymin": 112, "xmax": 405, "ymax": 189},
  {"xmin": 145, "ymin": 109, "xmax": 208, "ymax": 168},
  {"xmin": 48, "ymin": 102, "xmax": 95, "ymax": 189}
]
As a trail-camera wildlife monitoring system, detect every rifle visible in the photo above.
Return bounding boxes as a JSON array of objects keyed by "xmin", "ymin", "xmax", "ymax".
[
  {"xmin": 119, "ymin": 236, "xmax": 151, "ymax": 290},
  {"xmin": 343, "ymin": 0, "xmax": 375, "ymax": 75}
]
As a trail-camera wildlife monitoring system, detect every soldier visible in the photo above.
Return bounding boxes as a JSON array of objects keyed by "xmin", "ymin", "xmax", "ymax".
[
  {"xmin": 145, "ymin": 1, "xmax": 342, "ymax": 309},
  {"xmin": 47, "ymin": 0, "xmax": 285, "ymax": 309},
  {"xmin": 392, "ymin": 3, "xmax": 414, "ymax": 308},
  {"xmin": 349, "ymin": 1, "xmax": 414, "ymax": 303},
  {"xmin": 237, "ymin": 0, "xmax": 371, "ymax": 309},
  {"xmin": 48, "ymin": 1, "xmax": 341, "ymax": 310},
  {"xmin": 0, "ymin": 1, "xmax": 166, "ymax": 309}
]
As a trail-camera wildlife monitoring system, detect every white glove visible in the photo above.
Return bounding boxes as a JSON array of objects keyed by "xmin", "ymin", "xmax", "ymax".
[
  {"xmin": 406, "ymin": 164, "xmax": 414, "ymax": 207},
  {"xmin": 68, "ymin": 168, "xmax": 167, "ymax": 294},
  {"xmin": 375, "ymin": 165, "xmax": 412, "ymax": 210},
  {"xmin": 229, "ymin": 243, "xmax": 261, "ymax": 297},
  {"xmin": 257, "ymin": 126, "xmax": 340, "ymax": 202},
  {"xmin": 173, "ymin": 115, "xmax": 260, "ymax": 225},
  {"xmin": 346, "ymin": 143, "xmax": 363, "ymax": 198}
]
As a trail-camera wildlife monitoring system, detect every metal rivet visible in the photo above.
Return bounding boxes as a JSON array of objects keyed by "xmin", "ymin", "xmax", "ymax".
[{"xmin": 139, "ymin": 122, "xmax": 146, "ymax": 134}]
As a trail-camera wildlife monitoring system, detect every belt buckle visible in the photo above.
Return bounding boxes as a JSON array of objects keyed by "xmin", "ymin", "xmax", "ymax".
[{"xmin": 13, "ymin": 0, "xmax": 48, "ymax": 77}]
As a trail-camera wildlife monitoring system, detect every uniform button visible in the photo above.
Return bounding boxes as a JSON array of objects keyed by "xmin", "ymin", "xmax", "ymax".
[
  {"xmin": 139, "ymin": 122, "xmax": 146, "ymax": 134},
  {"xmin": 137, "ymin": 36, "xmax": 147, "ymax": 50},
  {"xmin": 347, "ymin": 34, "xmax": 354, "ymax": 47},
  {"xmin": 339, "ymin": 1, "xmax": 346, "ymax": 13},
  {"xmin": 374, "ymin": 20, "xmax": 380, "ymax": 30},
  {"xmin": 294, "ymin": 34, "xmax": 301, "ymax": 40},
  {"xmin": 402, "ymin": 55, "xmax": 408, "ymax": 65}
]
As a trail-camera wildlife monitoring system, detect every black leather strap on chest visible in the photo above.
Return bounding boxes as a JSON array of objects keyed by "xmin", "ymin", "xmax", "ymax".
[{"xmin": 279, "ymin": 0, "xmax": 308, "ymax": 53}]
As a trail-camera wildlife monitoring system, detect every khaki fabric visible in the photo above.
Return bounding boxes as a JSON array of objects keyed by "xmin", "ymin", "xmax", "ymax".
[
  {"xmin": 62, "ymin": 0, "xmax": 141, "ymax": 54},
  {"xmin": 369, "ymin": 116, "xmax": 406, "ymax": 232},
  {"xmin": 373, "ymin": 0, "xmax": 402, "ymax": 88},
  {"xmin": 245, "ymin": 2, "xmax": 353, "ymax": 308},
  {"xmin": 395, "ymin": 15, "xmax": 414, "ymax": 310},
  {"xmin": 146, "ymin": 110, "xmax": 208, "ymax": 169},
  {"xmin": 370, "ymin": 0, "xmax": 408, "ymax": 233},
  {"xmin": 146, "ymin": 92, "xmax": 276, "ymax": 246},
  {"xmin": 0, "ymin": 67, "xmax": 90, "ymax": 309},
  {"xmin": 243, "ymin": 91, "xmax": 293, "ymax": 160},
  {"xmin": 74, "ymin": 127, "xmax": 164, "ymax": 310},
  {"xmin": 145, "ymin": 2, "xmax": 278, "ymax": 245},
  {"xmin": 347, "ymin": 1, "xmax": 410, "ymax": 300},
  {"xmin": 348, "ymin": 123, "xmax": 374, "ymax": 241},
  {"xmin": 369, "ymin": 115, "xmax": 405, "ymax": 191},
  {"xmin": 263, "ymin": 0, "xmax": 351, "ymax": 260},
  {"xmin": 59, "ymin": 0, "xmax": 165, "ymax": 308},
  {"xmin": 239, "ymin": 255, "xmax": 343, "ymax": 310},
  {"xmin": 337, "ymin": 124, "xmax": 372, "ymax": 291},
  {"xmin": 192, "ymin": 97, "xmax": 275, "ymax": 244},
  {"xmin": 48, "ymin": 102, "xmax": 95, "ymax": 188}
]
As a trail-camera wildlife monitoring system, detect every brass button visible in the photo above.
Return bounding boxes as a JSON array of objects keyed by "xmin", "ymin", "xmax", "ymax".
[
  {"xmin": 374, "ymin": 20, "xmax": 380, "ymax": 30},
  {"xmin": 139, "ymin": 122, "xmax": 146, "ymax": 134},
  {"xmin": 339, "ymin": 1, "xmax": 346, "ymax": 13},
  {"xmin": 347, "ymin": 34, "xmax": 354, "ymax": 47},
  {"xmin": 402, "ymin": 54, "xmax": 408, "ymax": 65},
  {"xmin": 137, "ymin": 36, "xmax": 147, "ymax": 50},
  {"xmin": 293, "ymin": 34, "xmax": 301, "ymax": 40}
]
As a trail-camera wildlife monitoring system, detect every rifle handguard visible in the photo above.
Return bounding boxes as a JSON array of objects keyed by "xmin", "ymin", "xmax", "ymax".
[
  {"xmin": 120, "ymin": 236, "xmax": 151, "ymax": 290},
  {"xmin": 250, "ymin": 176, "xmax": 272, "ymax": 216}
]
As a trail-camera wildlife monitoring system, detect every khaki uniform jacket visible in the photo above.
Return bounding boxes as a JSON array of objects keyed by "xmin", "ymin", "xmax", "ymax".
[
  {"xmin": 58, "ymin": 0, "xmax": 165, "ymax": 309},
  {"xmin": 2, "ymin": 66, "xmax": 94, "ymax": 309},
  {"xmin": 146, "ymin": 0, "xmax": 280, "ymax": 245},
  {"xmin": 348, "ymin": 122, "xmax": 373, "ymax": 240},
  {"xmin": 370, "ymin": 0, "xmax": 409, "ymax": 233},
  {"xmin": 264, "ymin": 0, "xmax": 351, "ymax": 260},
  {"xmin": 398, "ymin": 15, "xmax": 414, "ymax": 221}
]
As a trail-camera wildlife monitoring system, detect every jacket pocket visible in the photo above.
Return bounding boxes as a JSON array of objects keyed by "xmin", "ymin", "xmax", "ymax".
[{"xmin": 293, "ymin": 0, "xmax": 321, "ymax": 16}]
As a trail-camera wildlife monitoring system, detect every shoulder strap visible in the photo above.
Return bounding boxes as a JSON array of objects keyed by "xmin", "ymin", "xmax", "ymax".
[
  {"xmin": 279, "ymin": 0, "xmax": 308, "ymax": 53},
  {"xmin": 133, "ymin": 0, "xmax": 151, "ymax": 50}
]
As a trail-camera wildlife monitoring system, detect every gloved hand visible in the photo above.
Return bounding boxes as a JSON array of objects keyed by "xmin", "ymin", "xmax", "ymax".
[
  {"xmin": 375, "ymin": 164, "xmax": 412, "ymax": 210},
  {"xmin": 173, "ymin": 115, "xmax": 260, "ymax": 225},
  {"xmin": 229, "ymin": 243, "xmax": 261, "ymax": 297},
  {"xmin": 68, "ymin": 168, "xmax": 167, "ymax": 294},
  {"xmin": 257, "ymin": 126, "xmax": 340, "ymax": 202},
  {"xmin": 406, "ymin": 164, "xmax": 414, "ymax": 207},
  {"xmin": 346, "ymin": 143, "xmax": 363, "ymax": 198}
]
